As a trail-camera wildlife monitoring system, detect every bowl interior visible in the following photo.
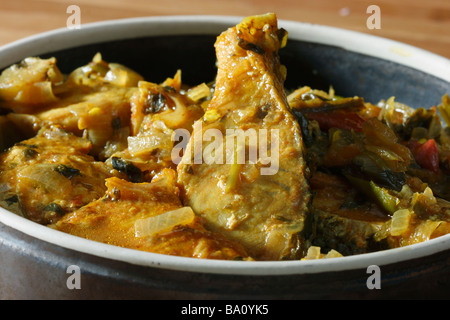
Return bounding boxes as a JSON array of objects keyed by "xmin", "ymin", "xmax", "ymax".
[
  {"xmin": 0, "ymin": 16, "xmax": 449, "ymax": 276},
  {"xmin": 35, "ymin": 34, "xmax": 449, "ymax": 109}
]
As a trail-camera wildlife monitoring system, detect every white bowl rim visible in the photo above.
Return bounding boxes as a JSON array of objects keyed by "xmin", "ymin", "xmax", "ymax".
[{"xmin": 0, "ymin": 15, "xmax": 449, "ymax": 276}]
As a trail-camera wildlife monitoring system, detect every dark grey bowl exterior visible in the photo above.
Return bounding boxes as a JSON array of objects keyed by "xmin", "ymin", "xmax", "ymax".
[
  {"xmin": 1, "ymin": 221, "xmax": 450, "ymax": 299},
  {"xmin": 0, "ymin": 18, "xmax": 449, "ymax": 300}
]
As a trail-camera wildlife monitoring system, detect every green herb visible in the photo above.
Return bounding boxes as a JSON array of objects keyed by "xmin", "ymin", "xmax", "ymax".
[
  {"xmin": 352, "ymin": 154, "xmax": 405, "ymax": 191},
  {"xmin": 237, "ymin": 37, "xmax": 265, "ymax": 55},
  {"xmin": 5, "ymin": 195, "xmax": 18, "ymax": 206},
  {"xmin": 402, "ymin": 108, "xmax": 437, "ymax": 140},
  {"xmin": 144, "ymin": 92, "xmax": 166, "ymax": 114},
  {"xmin": 277, "ymin": 28, "xmax": 288, "ymax": 47},
  {"xmin": 16, "ymin": 143, "xmax": 38, "ymax": 148},
  {"xmin": 111, "ymin": 157, "xmax": 142, "ymax": 183},
  {"xmin": 368, "ymin": 181, "xmax": 399, "ymax": 214},
  {"xmin": 15, "ymin": 143, "xmax": 39, "ymax": 158},
  {"xmin": 55, "ymin": 164, "xmax": 81, "ymax": 179},
  {"xmin": 23, "ymin": 148, "xmax": 38, "ymax": 158},
  {"xmin": 256, "ymin": 104, "xmax": 270, "ymax": 119},
  {"xmin": 44, "ymin": 203, "xmax": 63, "ymax": 215},
  {"xmin": 111, "ymin": 117, "xmax": 121, "ymax": 130},
  {"xmin": 344, "ymin": 173, "xmax": 399, "ymax": 215},
  {"xmin": 163, "ymin": 86, "xmax": 176, "ymax": 93}
]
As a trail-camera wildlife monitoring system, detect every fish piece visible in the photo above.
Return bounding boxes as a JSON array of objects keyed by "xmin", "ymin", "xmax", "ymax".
[
  {"xmin": 309, "ymin": 171, "xmax": 389, "ymax": 255},
  {"xmin": 0, "ymin": 126, "xmax": 122, "ymax": 224},
  {"xmin": 51, "ymin": 169, "xmax": 250, "ymax": 260},
  {"xmin": 177, "ymin": 13, "xmax": 310, "ymax": 260}
]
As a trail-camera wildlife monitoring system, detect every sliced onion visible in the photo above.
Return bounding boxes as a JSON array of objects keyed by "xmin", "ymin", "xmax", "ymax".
[
  {"xmin": 134, "ymin": 206, "xmax": 195, "ymax": 237},
  {"xmin": 411, "ymin": 220, "xmax": 442, "ymax": 243},
  {"xmin": 104, "ymin": 63, "xmax": 144, "ymax": 87},
  {"xmin": 390, "ymin": 209, "xmax": 411, "ymax": 236}
]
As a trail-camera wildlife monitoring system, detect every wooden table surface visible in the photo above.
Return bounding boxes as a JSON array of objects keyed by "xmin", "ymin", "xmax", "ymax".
[{"xmin": 0, "ymin": 0, "xmax": 449, "ymax": 59}]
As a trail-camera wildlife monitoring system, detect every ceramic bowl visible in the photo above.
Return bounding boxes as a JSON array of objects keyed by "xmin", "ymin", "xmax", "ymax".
[{"xmin": 0, "ymin": 16, "xmax": 449, "ymax": 300}]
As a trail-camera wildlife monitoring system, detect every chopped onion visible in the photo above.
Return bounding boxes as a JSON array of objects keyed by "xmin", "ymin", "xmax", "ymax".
[
  {"xmin": 225, "ymin": 141, "xmax": 242, "ymax": 192},
  {"xmin": 203, "ymin": 109, "xmax": 221, "ymax": 122},
  {"xmin": 304, "ymin": 246, "xmax": 343, "ymax": 260},
  {"xmin": 390, "ymin": 209, "xmax": 411, "ymax": 236},
  {"xmin": 422, "ymin": 187, "xmax": 437, "ymax": 205},
  {"xmin": 437, "ymin": 94, "xmax": 450, "ymax": 127},
  {"xmin": 134, "ymin": 206, "xmax": 195, "ymax": 237},
  {"xmin": 304, "ymin": 246, "xmax": 321, "ymax": 259},
  {"xmin": 187, "ymin": 83, "xmax": 212, "ymax": 102},
  {"xmin": 325, "ymin": 249, "xmax": 343, "ymax": 259}
]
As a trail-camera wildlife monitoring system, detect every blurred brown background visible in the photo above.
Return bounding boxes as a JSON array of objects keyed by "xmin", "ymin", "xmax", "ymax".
[{"xmin": 0, "ymin": 0, "xmax": 449, "ymax": 58}]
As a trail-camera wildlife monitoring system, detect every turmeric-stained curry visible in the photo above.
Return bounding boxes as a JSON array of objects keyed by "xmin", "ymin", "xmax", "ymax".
[{"xmin": 0, "ymin": 13, "xmax": 449, "ymax": 261}]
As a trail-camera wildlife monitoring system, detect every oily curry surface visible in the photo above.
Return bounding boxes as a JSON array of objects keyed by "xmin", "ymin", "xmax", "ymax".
[{"xmin": 0, "ymin": 13, "xmax": 449, "ymax": 261}]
